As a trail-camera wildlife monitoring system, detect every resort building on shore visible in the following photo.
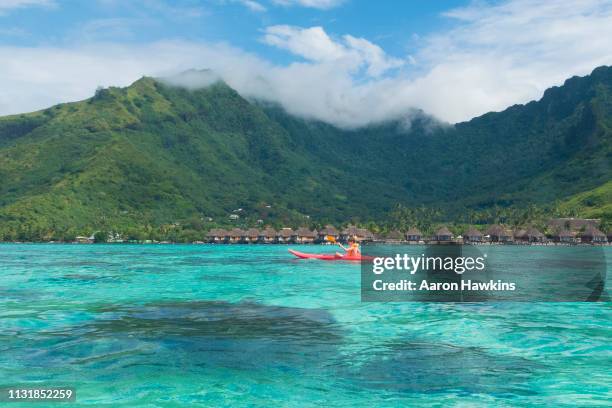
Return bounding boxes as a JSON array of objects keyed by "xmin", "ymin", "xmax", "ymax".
[
  {"xmin": 405, "ymin": 227, "xmax": 422, "ymax": 242},
  {"xmin": 548, "ymin": 218, "xmax": 600, "ymax": 231}
]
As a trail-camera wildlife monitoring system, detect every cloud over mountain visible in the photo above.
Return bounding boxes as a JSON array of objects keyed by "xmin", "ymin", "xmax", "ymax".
[
  {"xmin": 1, "ymin": 0, "xmax": 611, "ymax": 128},
  {"xmin": 262, "ymin": 25, "xmax": 403, "ymax": 77}
]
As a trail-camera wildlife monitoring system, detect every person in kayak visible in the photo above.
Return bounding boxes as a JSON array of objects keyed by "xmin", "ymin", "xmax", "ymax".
[{"xmin": 337, "ymin": 236, "xmax": 361, "ymax": 257}]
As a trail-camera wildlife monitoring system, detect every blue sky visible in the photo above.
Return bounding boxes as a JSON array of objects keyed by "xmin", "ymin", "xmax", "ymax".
[
  {"xmin": 1, "ymin": 0, "xmax": 612, "ymax": 126},
  {"xmin": 4, "ymin": 1, "xmax": 465, "ymax": 63}
]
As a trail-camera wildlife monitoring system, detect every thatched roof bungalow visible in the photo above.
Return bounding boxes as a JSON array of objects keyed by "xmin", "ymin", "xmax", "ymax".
[
  {"xmin": 580, "ymin": 226, "xmax": 607, "ymax": 243},
  {"xmin": 259, "ymin": 227, "xmax": 277, "ymax": 243},
  {"xmin": 548, "ymin": 218, "xmax": 600, "ymax": 231},
  {"xmin": 555, "ymin": 229, "xmax": 577, "ymax": 243},
  {"xmin": 384, "ymin": 230, "xmax": 404, "ymax": 242},
  {"xmin": 513, "ymin": 229, "xmax": 527, "ymax": 241},
  {"xmin": 228, "ymin": 228, "xmax": 245, "ymax": 243},
  {"xmin": 487, "ymin": 224, "xmax": 502, "ymax": 241},
  {"xmin": 463, "ymin": 228, "xmax": 483, "ymax": 243},
  {"xmin": 296, "ymin": 227, "xmax": 317, "ymax": 243},
  {"xmin": 487, "ymin": 225, "xmax": 513, "ymax": 242},
  {"xmin": 360, "ymin": 229, "xmax": 375, "ymax": 241},
  {"xmin": 405, "ymin": 227, "xmax": 422, "ymax": 242},
  {"xmin": 434, "ymin": 227, "xmax": 453, "ymax": 242},
  {"xmin": 526, "ymin": 227, "xmax": 545, "ymax": 243},
  {"xmin": 341, "ymin": 225, "xmax": 374, "ymax": 242},
  {"xmin": 277, "ymin": 228, "xmax": 296, "ymax": 243},
  {"xmin": 341, "ymin": 225, "xmax": 359, "ymax": 239},
  {"xmin": 317, "ymin": 225, "xmax": 339, "ymax": 242},
  {"xmin": 245, "ymin": 228, "xmax": 260, "ymax": 243},
  {"xmin": 206, "ymin": 228, "xmax": 227, "ymax": 243}
]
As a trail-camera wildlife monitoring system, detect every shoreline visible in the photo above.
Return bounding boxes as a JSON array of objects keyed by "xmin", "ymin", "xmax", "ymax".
[{"xmin": 1, "ymin": 241, "xmax": 610, "ymax": 247}]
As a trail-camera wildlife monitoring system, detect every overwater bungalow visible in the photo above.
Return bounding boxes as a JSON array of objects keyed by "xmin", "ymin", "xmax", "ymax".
[
  {"xmin": 245, "ymin": 228, "xmax": 260, "ymax": 243},
  {"xmin": 341, "ymin": 225, "xmax": 359, "ymax": 241},
  {"xmin": 487, "ymin": 225, "xmax": 502, "ymax": 242},
  {"xmin": 296, "ymin": 227, "xmax": 317, "ymax": 244},
  {"xmin": 405, "ymin": 227, "xmax": 422, "ymax": 242},
  {"xmin": 487, "ymin": 225, "xmax": 513, "ymax": 243},
  {"xmin": 384, "ymin": 230, "xmax": 404, "ymax": 243},
  {"xmin": 513, "ymin": 229, "xmax": 528, "ymax": 242},
  {"xmin": 463, "ymin": 228, "xmax": 483, "ymax": 243},
  {"xmin": 277, "ymin": 228, "xmax": 296, "ymax": 244},
  {"xmin": 555, "ymin": 229, "xmax": 577, "ymax": 243},
  {"xmin": 228, "ymin": 228, "xmax": 245, "ymax": 243},
  {"xmin": 433, "ymin": 227, "xmax": 453, "ymax": 242},
  {"xmin": 502, "ymin": 228, "xmax": 514, "ymax": 243},
  {"xmin": 526, "ymin": 227, "xmax": 546, "ymax": 243},
  {"xmin": 580, "ymin": 226, "xmax": 607, "ymax": 243},
  {"xmin": 361, "ymin": 229, "xmax": 375, "ymax": 242},
  {"xmin": 259, "ymin": 227, "xmax": 277, "ymax": 244},
  {"xmin": 341, "ymin": 225, "xmax": 374, "ymax": 242},
  {"xmin": 206, "ymin": 228, "xmax": 226, "ymax": 243},
  {"xmin": 317, "ymin": 225, "xmax": 339, "ymax": 243}
]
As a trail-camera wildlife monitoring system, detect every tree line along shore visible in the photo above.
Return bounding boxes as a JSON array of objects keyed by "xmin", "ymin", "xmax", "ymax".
[{"xmin": 6, "ymin": 218, "xmax": 607, "ymax": 245}]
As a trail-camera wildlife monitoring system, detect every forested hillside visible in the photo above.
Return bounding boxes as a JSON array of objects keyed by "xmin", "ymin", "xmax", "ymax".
[{"xmin": 0, "ymin": 66, "xmax": 609, "ymax": 240}]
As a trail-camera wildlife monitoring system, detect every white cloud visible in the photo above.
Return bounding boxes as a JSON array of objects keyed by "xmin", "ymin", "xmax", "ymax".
[
  {"xmin": 161, "ymin": 68, "xmax": 221, "ymax": 89},
  {"xmin": 263, "ymin": 25, "xmax": 346, "ymax": 63},
  {"xmin": 219, "ymin": 0, "xmax": 267, "ymax": 12},
  {"xmin": 0, "ymin": 0, "xmax": 53, "ymax": 13},
  {"xmin": 73, "ymin": 18, "xmax": 144, "ymax": 42},
  {"xmin": 0, "ymin": 40, "xmax": 403, "ymax": 127},
  {"xmin": 407, "ymin": 0, "xmax": 612, "ymax": 121},
  {"xmin": 1, "ymin": 0, "xmax": 611, "ymax": 128},
  {"xmin": 342, "ymin": 34, "xmax": 404, "ymax": 77},
  {"xmin": 271, "ymin": 0, "xmax": 344, "ymax": 9},
  {"xmin": 0, "ymin": 42, "xmax": 230, "ymax": 117},
  {"xmin": 239, "ymin": 0, "xmax": 266, "ymax": 12},
  {"xmin": 263, "ymin": 25, "xmax": 403, "ymax": 77}
]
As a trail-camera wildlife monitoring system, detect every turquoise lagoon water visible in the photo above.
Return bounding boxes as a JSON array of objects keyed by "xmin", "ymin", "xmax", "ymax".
[{"xmin": 0, "ymin": 244, "xmax": 610, "ymax": 407}]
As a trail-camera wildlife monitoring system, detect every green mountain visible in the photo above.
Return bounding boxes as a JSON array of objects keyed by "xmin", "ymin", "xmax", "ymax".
[
  {"xmin": 0, "ymin": 66, "xmax": 610, "ymax": 240},
  {"xmin": 555, "ymin": 180, "xmax": 612, "ymax": 221}
]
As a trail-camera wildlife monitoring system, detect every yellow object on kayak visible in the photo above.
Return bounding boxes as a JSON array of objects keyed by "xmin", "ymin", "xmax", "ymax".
[{"xmin": 325, "ymin": 235, "xmax": 336, "ymax": 243}]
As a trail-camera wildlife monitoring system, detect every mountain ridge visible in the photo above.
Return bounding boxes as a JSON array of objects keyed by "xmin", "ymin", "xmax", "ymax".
[{"xmin": 0, "ymin": 66, "xmax": 610, "ymax": 240}]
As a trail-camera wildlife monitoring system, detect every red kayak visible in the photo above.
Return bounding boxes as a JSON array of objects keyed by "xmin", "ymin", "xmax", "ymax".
[{"xmin": 288, "ymin": 249, "xmax": 373, "ymax": 261}]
